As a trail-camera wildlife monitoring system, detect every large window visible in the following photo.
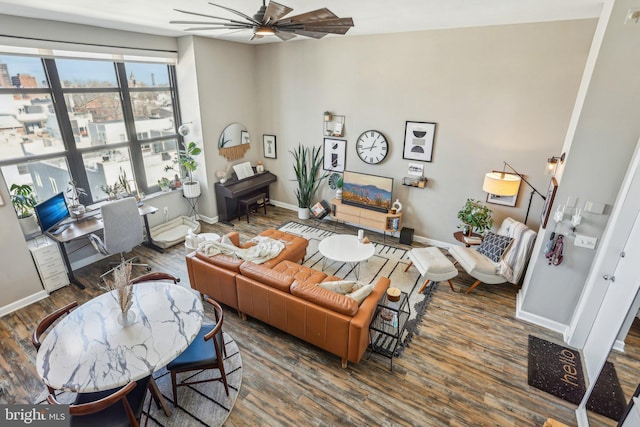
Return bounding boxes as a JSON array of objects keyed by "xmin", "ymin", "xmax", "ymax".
[{"xmin": 0, "ymin": 54, "xmax": 181, "ymax": 204}]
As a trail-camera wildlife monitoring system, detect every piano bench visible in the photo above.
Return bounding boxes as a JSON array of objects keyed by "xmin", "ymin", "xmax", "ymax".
[{"xmin": 238, "ymin": 192, "xmax": 267, "ymax": 223}]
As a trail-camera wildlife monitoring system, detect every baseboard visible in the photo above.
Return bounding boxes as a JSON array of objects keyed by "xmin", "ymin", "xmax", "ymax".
[
  {"xmin": 195, "ymin": 214, "xmax": 217, "ymax": 224},
  {"xmin": 613, "ymin": 339, "xmax": 626, "ymax": 353},
  {"xmin": 516, "ymin": 292, "xmax": 568, "ymax": 335},
  {"xmin": 413, "ymin": 235, "xmax": 451, "ymax": 249},
  {"xmin": 0, "ymin": 290, "xmax": 49, "ymax": 317},
  {"xmin": 575, "ymin": 405, "xmax": 588, "ymax": 427}
]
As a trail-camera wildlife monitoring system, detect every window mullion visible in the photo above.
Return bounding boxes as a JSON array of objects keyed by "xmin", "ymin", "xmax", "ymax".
[
  {"xmin": 43, "ymin": 58, "xmax": 92, "ymax": 205},
  {"xmin": 116, "ymin": 63, "xmax": 146, "ymax": 194}
]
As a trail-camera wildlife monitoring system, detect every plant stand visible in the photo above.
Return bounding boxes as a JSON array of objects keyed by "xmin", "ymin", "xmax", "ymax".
[{"xmin": 183, "ymin": 194, "xmax": 201, "ymax": 220}]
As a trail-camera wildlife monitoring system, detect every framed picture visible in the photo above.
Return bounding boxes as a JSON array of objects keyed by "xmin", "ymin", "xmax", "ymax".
[
  {"xmin": 403, "ymin": 121, "xmax": 436, "ymax": 162},
  {"xmin": 241, "ymin": 130, "xmax": 250, "ymax": 145},
  {"xmin": 541, "ymin": 177, "xmax": 558, "ymax": 229},
  {"xmin": 323, "ymin": 138, "xmax": 346, "ymax": 172},
  {"xmin": 486, "ymin": 171, "xmax": 521, "ymax": 207},
  {"xmin": 263, "ymin": 134, "xmax": 277, "ymax": 159}
]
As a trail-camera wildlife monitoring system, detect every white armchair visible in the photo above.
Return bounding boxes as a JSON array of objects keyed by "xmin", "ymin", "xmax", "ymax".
[{"xmin": 449, "ymin": 217, "xmax": 537, "ymax": 294}]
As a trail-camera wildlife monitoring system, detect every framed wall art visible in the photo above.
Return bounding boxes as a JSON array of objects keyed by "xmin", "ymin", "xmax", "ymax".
[
  {"xmin": 263, "ymin": 134, "xmax": 277, "ymax": 159},
  {"xmin": 241, "ymin": 130, "xmax": 250, "ymax": 145},
  {"xmin": 540, "ymin": 177, "xmax": 558, "ymax": 229},
  {"xmin": 323, "ymin": 138, "xmax": 346, "ymax": 172},
  {"xmin": 403, "ymin": 121, "xmax": 436, "ymax": 162},
  {"xmin": 486, "ymin": 171, "xmax": 521, "ymax": 207}
]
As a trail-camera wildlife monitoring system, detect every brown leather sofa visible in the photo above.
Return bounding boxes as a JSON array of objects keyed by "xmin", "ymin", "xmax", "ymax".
[{"xmin": 186, "ymin": 229, "xmax": 390, "ymax": 367}]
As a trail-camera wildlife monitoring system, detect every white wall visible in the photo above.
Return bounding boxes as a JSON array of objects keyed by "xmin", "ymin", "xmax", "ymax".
[{"xmin": 252, "ymin": 20, "xmax": 595, "ymax": 243}]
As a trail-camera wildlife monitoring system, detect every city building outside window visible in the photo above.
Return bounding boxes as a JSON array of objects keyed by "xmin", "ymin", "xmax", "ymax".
[{"xmin": 0, "ymin": 54, "xmax": 181, "ymax": 205}]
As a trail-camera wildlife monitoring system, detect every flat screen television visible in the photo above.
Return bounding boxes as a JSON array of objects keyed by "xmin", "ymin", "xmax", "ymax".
[
  {"xmin": 341, "ymin": 171, "xmax": 393, "ymax": 213},
  {"xmin": 34, "ymin": 192, "xmax": 70, "ymax": 232}
]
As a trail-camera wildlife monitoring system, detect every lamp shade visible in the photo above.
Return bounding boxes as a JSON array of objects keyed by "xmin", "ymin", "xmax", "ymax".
[{"xmin": 483, "ymin": 172, "xmax": 521, "ymax": 196}]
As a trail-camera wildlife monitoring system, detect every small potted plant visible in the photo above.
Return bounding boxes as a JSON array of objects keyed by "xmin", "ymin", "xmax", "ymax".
[
  {"xmin": 323, "ymin": 111, "xmax": 332, "ymax": 122},
  {"xmin": 157, "ymin": 177, "xmax": 171, "ymax": 192},
  {"xmin": 328, "ymin": 172, "xmax": 343, "ymax": 200},
  {"xmin": 457, "ymin": 198, "xmax": 494, "ymax": 236},
  {"xmin": 10, "ymin": 183, "xmax": 39, "ymax": 235}
]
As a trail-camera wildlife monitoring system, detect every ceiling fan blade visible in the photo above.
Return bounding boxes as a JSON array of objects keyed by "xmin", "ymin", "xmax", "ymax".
[
  {"xmin": 300, "ymin": 18, "xmax": 354, "ymax": 35},
  {"xmin": 279, "ymin": 8, "xmax": 337, "ymax": 24},
  {"xmin": 174, "ymin": 9, "xmax": 250, "ymax": 26},
  {"xmin": 184, "ymin": 24, "xmax": 251, "ymax": 31},
  {"xmin": 208, "ymin": 2, "xmax": 260, "ymax": 25},
  {"xmin": 263, "ymin": 1, "xmax": 292, "ymax": 24},
  {"xmin": 275, "ymin": 30, "xmax": 296, "ymax": 41},
  {"xmin": 290, "ymin": 30, "xmax": 327, "ymax": 39},
  {"xmin": 250, "ymin": 33, "xmax": 264, "ymax": 41},
  {"xmin": 171, "ymin": 20, "xmax": 224, "ymax": 25}
]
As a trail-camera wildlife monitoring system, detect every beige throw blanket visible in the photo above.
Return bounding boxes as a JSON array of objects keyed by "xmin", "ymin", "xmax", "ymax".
[{"xmin": 198, "ymin": 235, "xmax": 285, "ymax": 264}]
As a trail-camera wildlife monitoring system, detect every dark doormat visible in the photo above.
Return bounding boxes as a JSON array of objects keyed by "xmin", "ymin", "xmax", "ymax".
[{"xmin": 527, "ymin": 335, "xmax": 627, "ymax": 421}]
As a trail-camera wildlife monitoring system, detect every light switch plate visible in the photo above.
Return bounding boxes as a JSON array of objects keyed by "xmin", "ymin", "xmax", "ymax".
[
  {"xmin": 584, "ymin": 201, "xmax": 605, "ymax": 214},
  {"xmin": 575, "ymin": 234, "xmax": 597, "ymax": 249}
]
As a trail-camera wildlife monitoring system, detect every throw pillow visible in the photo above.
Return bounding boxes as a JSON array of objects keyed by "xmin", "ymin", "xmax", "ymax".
[
  {"xmin": 476, "ymin": 232, "xmax": 514, "ymax": 262},
  {"xmin": 346, "ymin": 285, "xmax": 373, "ymax": 305},
  {"xmin": 318, "ymin": 280, "xmax": 357, "ymax": 295}
]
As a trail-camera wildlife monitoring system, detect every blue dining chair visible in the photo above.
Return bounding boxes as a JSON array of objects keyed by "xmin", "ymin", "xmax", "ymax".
[{"xmin": 167, "ymin": 298, "xmax": 229, "ymax": 406}]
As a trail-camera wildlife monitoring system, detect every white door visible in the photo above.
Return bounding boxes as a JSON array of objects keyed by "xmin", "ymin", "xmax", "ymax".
[{"xmin": 575, "ymin": 140, "xmax": 640, "ymax": 424}]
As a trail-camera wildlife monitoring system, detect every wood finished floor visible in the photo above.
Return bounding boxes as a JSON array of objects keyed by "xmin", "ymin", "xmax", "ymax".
[{"xmin": 1, "ymin": 206, "xmax": 638, "ymax": 426}]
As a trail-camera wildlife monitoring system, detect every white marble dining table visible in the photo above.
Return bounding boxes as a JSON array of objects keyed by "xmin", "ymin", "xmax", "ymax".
[{"xmin": 36, "ymin": 282, "xmax": 203, "ymax": 403}]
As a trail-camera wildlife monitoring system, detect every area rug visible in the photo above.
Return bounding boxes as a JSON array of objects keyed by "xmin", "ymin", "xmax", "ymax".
[
  {"xmin": 36, "ymin": 332, "xmax": 242, "ymax": 427},
  {"xmin": 278, "ymin": 221, "xmax": 437, "ymax": 355},
  {"xmin": 527, "ymin": 335, "xmax": 626, "ymax": 421}
]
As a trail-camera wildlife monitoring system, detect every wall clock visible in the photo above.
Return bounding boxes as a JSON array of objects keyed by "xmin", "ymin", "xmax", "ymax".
[{"xmin": 356, "ymin": 130, "xmax": 388, "ymax": 164}]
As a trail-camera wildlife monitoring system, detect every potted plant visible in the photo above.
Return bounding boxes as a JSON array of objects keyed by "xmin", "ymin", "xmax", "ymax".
[
  {"xmin": 457, "ymin": 198, "xmax": 494, "ymax": 236},
  {"xmin": 328, "ymin": 172, "xmax": 343, "ymax": 200},
  {"xmin": 290, "ymin": 143, "xmax": 327, "ymax": 219},
  {"xmin": 166, "ymin": 141, "xmax": 201, "ymax": 198},
  {"xmin": 157, "ymin": 177, "xmax": 171, "ymax": 192},
  {"xmin": 10, "ymin": 183, "xmax": 39, "ymax": 235},
  {"xmin": 323, "ymin": 111, "xmax": 332, "ymax": 122}
]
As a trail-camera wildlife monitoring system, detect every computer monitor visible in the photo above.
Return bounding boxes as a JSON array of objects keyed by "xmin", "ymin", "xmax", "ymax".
[{"xmin": 34, "ymin": 192, "xmax": 70, "ymax": 232}]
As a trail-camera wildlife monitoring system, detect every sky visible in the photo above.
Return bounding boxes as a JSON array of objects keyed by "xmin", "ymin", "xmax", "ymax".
[{"xmin": 0, "ymin": 55, "xmax": 169, "ymax": 87}]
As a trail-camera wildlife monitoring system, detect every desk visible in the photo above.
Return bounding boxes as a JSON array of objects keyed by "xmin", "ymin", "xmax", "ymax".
[
  {"xmin": 36, "ymin": 282, "xmax": 203, "ymax": 414},
  {"xmin": 48, "ymin": 204, "xmax": 160, "ymax": 288}
]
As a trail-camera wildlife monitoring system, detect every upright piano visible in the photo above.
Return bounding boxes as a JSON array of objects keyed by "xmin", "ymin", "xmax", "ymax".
[{"xmin": 214, "ymin": 171, "xmax": 277, "ymax": 223}]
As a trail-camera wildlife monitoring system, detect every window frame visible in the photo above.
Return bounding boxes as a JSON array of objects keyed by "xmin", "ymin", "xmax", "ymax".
[{"xmin": 0, "ymin": 55, "xmax": 182, "ymax": 204}]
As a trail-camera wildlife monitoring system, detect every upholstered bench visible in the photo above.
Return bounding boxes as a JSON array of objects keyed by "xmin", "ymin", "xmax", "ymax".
[
  {"xmin": 404, "ymin": 247, "xmax": 458, "ymax": 292},
  {"xmin": 237, "ymin": 192, "xmax": 267, "ymax": 223}
]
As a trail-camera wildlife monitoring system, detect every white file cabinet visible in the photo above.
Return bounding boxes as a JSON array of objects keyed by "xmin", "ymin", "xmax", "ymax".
[{"xmin": 28, "ymin": 237, "xmax": 69, "ymax": 293}]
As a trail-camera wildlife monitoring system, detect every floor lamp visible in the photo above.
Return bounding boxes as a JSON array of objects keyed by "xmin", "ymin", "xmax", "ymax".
[{"xmin": 483, "ymin": 162, "xmax": 546, "ymax": 225}]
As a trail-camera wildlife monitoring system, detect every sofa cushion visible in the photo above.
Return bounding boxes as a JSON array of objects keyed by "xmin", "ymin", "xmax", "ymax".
[
  {"xmin": 346, "ymin": 285, "xmax": 373, "ymax": 305},
  {"xmin": 477, "ymin": 232, "xmax": 513, "ymax": 262},
  {"xmin": 290, "ymin": 281, "xmax": 359, "ymax": 316},
  {"xmin": 239, "ymin": 261, "xmax": 295, "ymax": 293},
  {"xmin": 195, "ymin": 251, "xmax": 243, "ymax": 272},
  {"xmin": 272, "ymin": 260, "xmax": 327, "ymax": 284}
]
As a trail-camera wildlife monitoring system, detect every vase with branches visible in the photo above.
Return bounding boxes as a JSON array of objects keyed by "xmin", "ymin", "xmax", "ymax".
[
  {"xmin": 290, "ymin": 143, "xmax": 327, "ymax": 219},
  {"xmin": 102, "ymin": 261, "xmax": 136, "ymax": 326}
]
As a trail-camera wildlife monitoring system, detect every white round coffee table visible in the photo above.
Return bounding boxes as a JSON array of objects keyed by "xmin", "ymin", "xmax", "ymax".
[{"xmin": 318, "ymin": 234, "xmax": 376, "ymax": 279}]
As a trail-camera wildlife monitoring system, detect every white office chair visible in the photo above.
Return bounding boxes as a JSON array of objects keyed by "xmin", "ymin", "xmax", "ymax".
[{"xmin": 89, "ymin": 197, "xmax": 150, "ymax": 282}]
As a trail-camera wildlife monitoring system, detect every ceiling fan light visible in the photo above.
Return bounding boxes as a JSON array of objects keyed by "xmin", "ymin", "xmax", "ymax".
[{"xmin": 255, "ymin": 26, "xmax": 276, "ymax": 36}]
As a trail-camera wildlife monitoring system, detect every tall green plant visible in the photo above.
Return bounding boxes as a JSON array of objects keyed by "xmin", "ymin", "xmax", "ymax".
[
  {"xmin": 10, "ymin": 183, "xmax": 37, "ymax": 218},
  {"xmin": 165, "ymin": 141, "xmax": 201, "ymax": 183},
  {"xmin": 290, "ymin": 144, "xmax": 327, "ymax": 208}
]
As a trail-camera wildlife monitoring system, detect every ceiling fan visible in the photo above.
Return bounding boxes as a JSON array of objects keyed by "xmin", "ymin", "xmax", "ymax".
[{"xmin": 170, "ymin": 1, "xmax": 354, "ymax": 41}]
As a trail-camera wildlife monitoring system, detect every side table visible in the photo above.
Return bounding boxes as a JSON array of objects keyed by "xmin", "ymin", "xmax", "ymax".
[
  {"xmin": 453, "ymin": 231, "xmax": 482, "ymax": 247},
  {"xmin": 368, "ymin": 290, "xmax": 410, "ymax": 370},
  {"xmin": 183, "ymin": 194, "xmax": 201, "ymax": 220}
]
